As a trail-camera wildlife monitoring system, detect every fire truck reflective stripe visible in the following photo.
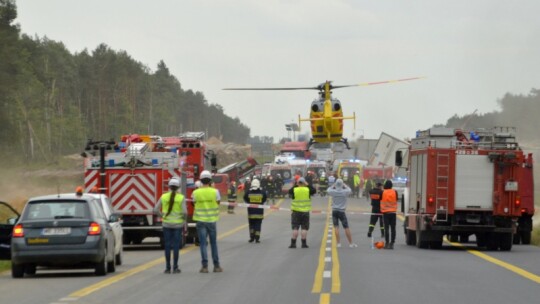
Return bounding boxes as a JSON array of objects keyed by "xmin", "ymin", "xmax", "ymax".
[{"xmin": 111, "ymin": 173, "xmax": 156, "ymax": 211}]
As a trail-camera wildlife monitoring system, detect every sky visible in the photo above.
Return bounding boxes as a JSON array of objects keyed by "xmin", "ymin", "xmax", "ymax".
[{"xmin": 15, "ymin": 0, "xmax": 540, "ymax": 142}]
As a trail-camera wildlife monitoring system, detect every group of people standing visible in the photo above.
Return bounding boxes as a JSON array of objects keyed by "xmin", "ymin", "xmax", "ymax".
[
  {"xmin": 154, "ymin": 169, "xmax": 399, "ymax": 274},
  {"xmin": 154, "ymin": 170, "xmax": 222, "ymax": 274}
]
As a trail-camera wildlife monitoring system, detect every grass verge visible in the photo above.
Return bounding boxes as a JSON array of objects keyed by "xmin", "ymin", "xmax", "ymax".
[{"xmin": 0, "ymin": 260, "xmax": 10, "ymax": 273}]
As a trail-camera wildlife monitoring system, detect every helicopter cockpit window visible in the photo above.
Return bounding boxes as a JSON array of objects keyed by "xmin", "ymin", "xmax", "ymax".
[
  {"xmin": 332, "ymin": 99, "xmax": 341, "ymax": 111},
  {"xmin": 311, "ymin": 99, "xmax": 324, "ymax": 112}
]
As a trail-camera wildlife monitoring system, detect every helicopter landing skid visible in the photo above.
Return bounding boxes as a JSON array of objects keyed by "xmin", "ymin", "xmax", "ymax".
[{"xmin": 307, "ymin": 138, "xmax": 351, "ymax": 150}]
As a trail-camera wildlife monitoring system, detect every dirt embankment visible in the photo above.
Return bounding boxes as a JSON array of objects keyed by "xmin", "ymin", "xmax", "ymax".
[{"xmin": 0, "ymin": 156, "xmax": 83, "ymax": 212}]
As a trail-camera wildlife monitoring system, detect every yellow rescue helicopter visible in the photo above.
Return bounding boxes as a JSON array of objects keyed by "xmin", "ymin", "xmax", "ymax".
[{"xmin": 224, "ymin": 77, "xmax": 422, "ymax": 149}]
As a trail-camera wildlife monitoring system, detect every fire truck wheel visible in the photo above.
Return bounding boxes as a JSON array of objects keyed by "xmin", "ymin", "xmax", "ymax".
[
  {"xmin": 499, "ymin": 233, "xmax": 513, "ymax": 251},
  {"xmin": 430, "ymin": 239, "xmax": 442, "ymax": 249},
  {"xmin": 520, "ymin": 231, "xmax": 532, "ymax": 245},
  {"xmin": 486, "ymin": 233, "xmax": 499, "ymax": 251},
  {"xmin": 513, "ymin": 233, "xmax": 521, "ymax": 244},
  {"xmin": 405, "ymin": 229, "xmax": 416, "ymax": 246},
  {"xmin": 415, "ymin": 229, "xmax": 429, "ymax": 249},
  {"xmin": 476, "ymin": 233, "xmax": 487, "ymax": 248}
]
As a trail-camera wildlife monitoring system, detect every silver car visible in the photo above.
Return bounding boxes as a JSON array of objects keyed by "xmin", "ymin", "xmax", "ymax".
[
  {"xmin": 11, "ymin": 193, "xmax": 117, "ymax": 278},
  {"xmin": 88, "ymin": 193, "xmax": 123, "ymax": 265}
]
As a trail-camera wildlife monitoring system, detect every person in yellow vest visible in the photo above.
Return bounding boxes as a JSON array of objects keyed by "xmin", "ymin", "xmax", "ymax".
[
  {"xmin": 353, "ymin": 171, "xmax": 361, "ymax": 198},
  {"xmin": 244, "ymin": 179, "xmax": 267, "ymax": 243},
  {"xmin": 381, "ymin": 180, "xmax": 398, "ymax": 249},
  {"xmin": 288, "ymin": 177, "xmax": 316, "ymax": 248},
  {"xmin": 193, "ymin": 170, "xmax": 223, "ymax": 273},
  {"xmin": 154, "ymin": 178, "xmax": 185, "ymax": 273}
]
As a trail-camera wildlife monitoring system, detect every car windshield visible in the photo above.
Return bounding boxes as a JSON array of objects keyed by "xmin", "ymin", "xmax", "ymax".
[
  {"xmin": 273, "ymin": 169, "xmax": 291, "ymax": 179},
  {"xmin": 24, "ymin": 201, "xmax": 89, "ymax": 220},
  {"xmin": 393, "ymin": 181, "xmax": 406, "ymax": 188}
]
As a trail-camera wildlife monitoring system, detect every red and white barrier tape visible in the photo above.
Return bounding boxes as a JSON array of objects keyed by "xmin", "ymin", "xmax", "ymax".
[{"xmin": 217, "ymin": 201, "xmax": 399, "ymax": 216}]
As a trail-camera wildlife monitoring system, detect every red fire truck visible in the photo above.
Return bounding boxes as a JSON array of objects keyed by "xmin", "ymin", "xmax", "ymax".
[
  {"xmin": 514, "ymin": 153, "xmax": 535, "ymax": 244},
  {"xmin": 84, "ymin": 132, "xmax": 215, "ymax": 246},
  {"xmin": 398, "ymin": 127, "xmax": 533, "ymax": 251}
]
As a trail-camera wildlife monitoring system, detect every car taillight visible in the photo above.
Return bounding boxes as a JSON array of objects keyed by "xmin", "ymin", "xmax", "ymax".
[
  {"xmin": 88, "ymin": 222, "xmax": 101, "ymax": 235},
  {"xmin": 13, "ymin": 224, "xmax": 24, "ymax": 237}
]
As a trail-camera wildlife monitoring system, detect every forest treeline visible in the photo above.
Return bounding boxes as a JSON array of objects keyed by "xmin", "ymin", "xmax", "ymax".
[
  {"xmin": 0, "ymin": 0, "xmax": 250, "ymax": 162},
  {"xmin": 438, "ymin": 89, "xmax": 540, "ymax": 143}
]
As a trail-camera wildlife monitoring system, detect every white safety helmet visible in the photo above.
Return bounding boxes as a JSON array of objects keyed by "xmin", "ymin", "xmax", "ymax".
[
  {"xmin": 250, "ymin": 179, "xmax": 261, "ymax": 190},
  {"xmin": 168, "ymin": 178, "xmax": 180, "ymax": 188},
  {"xmin": 200, "ymin": 170, "xmax": 212, "ymax": 180}
]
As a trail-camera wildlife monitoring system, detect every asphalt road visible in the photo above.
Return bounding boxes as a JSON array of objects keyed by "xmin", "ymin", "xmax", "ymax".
[{"xmin": 1, "ymin": 195, "xmax": 539, "ymax": 304}]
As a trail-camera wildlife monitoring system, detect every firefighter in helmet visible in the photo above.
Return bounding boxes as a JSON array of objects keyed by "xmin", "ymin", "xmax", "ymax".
[{"xmin": 244, "ymin": 179, "xmax": 267, "ymax": 243}]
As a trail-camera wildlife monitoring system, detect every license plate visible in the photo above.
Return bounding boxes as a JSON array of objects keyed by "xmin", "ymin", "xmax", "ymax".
[
  {"xmin": 42, "ymin": 227, "xmax": 71, "ymax": 235},
  {"xmin": 28, "ymin": 238, "xmax": 49, "ymax": 244}
]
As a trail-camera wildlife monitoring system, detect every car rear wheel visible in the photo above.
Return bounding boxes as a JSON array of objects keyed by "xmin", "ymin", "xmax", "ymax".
[
  {"xmin": 105, "ymin": 244, "xmax": 116, "ymax": 272},
  {"xmin": 107, "ymin": 255, "xmax": 116, "ymax": 273},
  {"xmin": 115, "ymin": 246, "xmax": 123, "ymax": 266},
  {"xmin": 12, "ymin": 263, "xmax": 25, "ymax": 278},
  {"xmin": 95, "ymin": 250, "xmax": 108, "ymax": 276},
  {"xmin": 25, "ymin": 264, "xmax": 36, "ymax": 275}
]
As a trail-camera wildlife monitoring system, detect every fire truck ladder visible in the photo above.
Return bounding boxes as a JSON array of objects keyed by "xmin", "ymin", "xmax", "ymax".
[{"xmin": 435, "ymin": 152, "xmax": 449, "ymax": 222}]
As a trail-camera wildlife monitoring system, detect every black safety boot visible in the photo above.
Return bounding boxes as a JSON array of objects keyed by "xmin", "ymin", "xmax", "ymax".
[
  {"xmin": 289, "ymin": 238, "xmax": 297, "ymax": 248},
  {"xmin": 255, "ymin": 235, "xmax": 260, "ymax": 243},
  {"xmin": 389, "ymin": 242, "xmax": 394, "ymax": 250},
  {"xmin": 301, "ymin": 239, "xmax": 309, "ymax": 248}
]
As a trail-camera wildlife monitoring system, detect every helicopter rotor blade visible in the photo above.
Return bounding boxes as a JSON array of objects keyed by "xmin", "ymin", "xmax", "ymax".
[
  {"xmin": 332, "ymin": 77, "xmax": 425, "ymax": 89},
  {"xmin": 223, "ymin": 87, "xmax": 318, "ymax": 91}
]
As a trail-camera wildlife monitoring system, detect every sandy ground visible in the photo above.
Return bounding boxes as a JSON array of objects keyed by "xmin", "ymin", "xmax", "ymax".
[{"xmin": 0, "ymin": 157, "xmax": 83, "ymax": 212}]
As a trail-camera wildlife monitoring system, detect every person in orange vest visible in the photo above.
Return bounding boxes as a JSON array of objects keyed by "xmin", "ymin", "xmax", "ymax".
[{"xmin": 380, "ymin": 180, "xmax": 398, "ymax": 249}]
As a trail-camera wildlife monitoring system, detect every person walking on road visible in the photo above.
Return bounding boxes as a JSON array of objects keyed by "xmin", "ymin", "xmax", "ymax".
[
  {"xmin": 227, "ymin": 181, "xmax": 237, "ymax": 214},
  {"xmin": 381, "ymin": 180, "xmax": 398, "ymax": 249},
  {"xmin": 353, "ymin": 171, "xmax": 361, "ymax": 198},
  {"xmin": 288, "ymin": 177, "xmax": 316, "ymax": 248},
  {"xmin": 193, "ymin": 170, "xmax": 223, "ymax": 273},
  {"xmin": 154, "ymin": 178, "xmax": 185, "ymax": 274},
  {"xmin": 327, "ymin": 179, "xmax": 358, "ymax": 248},
  {"xmin": 244, "ymin": 179, "xmax": 267, "ymax": 243},
  {"xmin": 367, "ymin": 182, "xmax": 385, "ymax": 238}
]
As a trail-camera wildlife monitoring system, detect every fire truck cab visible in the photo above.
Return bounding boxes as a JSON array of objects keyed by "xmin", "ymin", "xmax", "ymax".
[{"xmin": 398, "ymin": 127, "xmax": 532, "ymax": 251}]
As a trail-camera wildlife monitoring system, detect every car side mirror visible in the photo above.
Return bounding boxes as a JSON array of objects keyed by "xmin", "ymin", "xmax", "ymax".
[
  {"xmin": 109, "ymin": 213, "xmax": 121, "ymax": 223},
  {"xmin": 7, "ymin": 217, "xmax": 18, "ymax": 225}
]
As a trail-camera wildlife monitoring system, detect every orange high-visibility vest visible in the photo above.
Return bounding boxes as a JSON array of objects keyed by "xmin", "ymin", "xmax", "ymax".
[{"xmin": 380, "ymin": 189, "xmax": 398, "ymax": 213}]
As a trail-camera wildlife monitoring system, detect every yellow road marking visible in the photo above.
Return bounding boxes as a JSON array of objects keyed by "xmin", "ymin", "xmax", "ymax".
[
  {"xmin": 70, "ymin": 199, "xmax": 284, "ymax": 298},
  {"xmin": 312, "ymin": 206, "xmax": 330, "ymax": 293},
  {"xmin": 320, "ymin": 293, "xmax": 331, "ymax": 304},
  {"xmin": 448, "ymin": 240, "xmax": 540, "ymax": 284},
  {"xmin": 331, "ymin": 228, "xmax": 340, "ymax": 293}
]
